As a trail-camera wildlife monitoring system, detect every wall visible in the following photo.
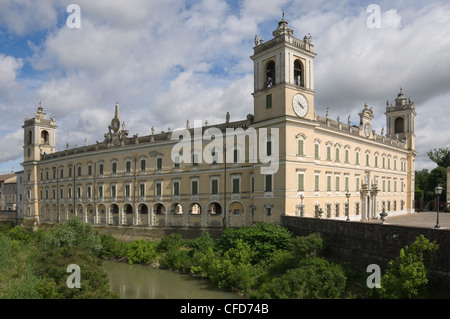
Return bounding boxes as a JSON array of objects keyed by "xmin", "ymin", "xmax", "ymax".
[
  {"xmin": 282, "ymin": 216, "xmax": 450, "ymax": 286},
  {"xmin": 94, "ymin": 225, "xmax": 224, "ymax": 242}
]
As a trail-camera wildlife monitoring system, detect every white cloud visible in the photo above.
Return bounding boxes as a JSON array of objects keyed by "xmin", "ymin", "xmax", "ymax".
[{"xmin": 0, "ymin": 54, "xmax": 24, "ymax": 100}]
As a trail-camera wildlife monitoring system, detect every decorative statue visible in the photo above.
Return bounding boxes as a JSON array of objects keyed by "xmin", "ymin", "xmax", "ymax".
[
  {"xmin": 226, "ymin": 112, "xmax": 230, "ymax": 123},
  {"xmin": 254, "ymin": 35, "xmax": 259, "ymax": 46}
]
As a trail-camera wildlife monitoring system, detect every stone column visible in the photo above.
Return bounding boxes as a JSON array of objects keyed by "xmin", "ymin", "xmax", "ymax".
[{"xmin": 360, "ymin": 184, "xmax": 369, "ymax": 221}]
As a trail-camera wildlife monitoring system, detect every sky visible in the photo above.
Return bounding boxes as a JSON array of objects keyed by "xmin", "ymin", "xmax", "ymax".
[{"xmin": 0, "ymin": 0, "xmax": 449, "ymax": 174}]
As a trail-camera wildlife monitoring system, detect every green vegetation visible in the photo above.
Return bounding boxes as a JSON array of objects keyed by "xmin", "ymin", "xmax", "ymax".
[{"xmin": 0, "ymin": 219, "xmax": 443, "ymax": 299}]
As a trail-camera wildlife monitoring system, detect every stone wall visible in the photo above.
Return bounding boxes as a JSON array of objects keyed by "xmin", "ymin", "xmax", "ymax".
[
  {"xmin": 94, "ymin": 225, "xmax": 224, "ymax": 242},
  {"xmin": 282, "ymin": 216, "xmax": 450, "ymax": 286}
]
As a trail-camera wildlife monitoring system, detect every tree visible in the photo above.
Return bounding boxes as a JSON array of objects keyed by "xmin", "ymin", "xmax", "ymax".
[
  {"xmin": 427, "ymin": 148, "xmax": 450, "ymax": 168},
  {"xmin": 377, "ymin": 235, "xmax": 439, "ymax": 299}
]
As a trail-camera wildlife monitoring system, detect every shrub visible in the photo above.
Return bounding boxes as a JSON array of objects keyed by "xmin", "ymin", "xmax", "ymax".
[
  {"xmin": 157, "ymin": 234, "xmax": 185, "ymax": 252},
  {"xmin": 99, "ymin": 234, "xmax": 127, "ymax": 260},
  {"xmin": 376, "ymin": 235, "xmax": 439, "ymax": 299},
  {"xmin": 216, "ymin": 223, "xmax": 293, "ymax": 262},
  {"xmin": 126, "ymin": 239, "xmax": 158, "ymax": 265},
  {"xmin": 252, "ymin": 257, "xmax": 347, "ymax": 299},
  {"xmin": 288, "ymin": 233, "xmax": 324, "ymax": 259},
  {"xmin": 187, "ymin": 231, "xmax": 215, "ymax": 254},
  {"xmin": 8, "ymin": 226, "xmax": 32, "ymax": 244},
  {"xmin": 44, "ymin": 217, "xmax": 102, "ymax": 255}
]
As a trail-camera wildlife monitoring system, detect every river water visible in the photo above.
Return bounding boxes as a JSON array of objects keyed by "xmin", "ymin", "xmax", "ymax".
[{"xmin": 103, "ymin": 260, "xmax": 243, "ymax": 299}]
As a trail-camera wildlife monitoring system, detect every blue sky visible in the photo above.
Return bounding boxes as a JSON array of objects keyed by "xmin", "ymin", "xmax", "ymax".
[{"xmin": 0, "ymin": 0, "xmax": 449, "ymax": 174}]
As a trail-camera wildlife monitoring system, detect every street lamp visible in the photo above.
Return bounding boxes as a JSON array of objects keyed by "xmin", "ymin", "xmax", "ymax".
[
  {"xmin": 434, "ymin": 184, "xmax": 443, "ymax": 229},
  {"xmin": 345, "ymin": 191, "xmax": 351, "ymax": 221}
]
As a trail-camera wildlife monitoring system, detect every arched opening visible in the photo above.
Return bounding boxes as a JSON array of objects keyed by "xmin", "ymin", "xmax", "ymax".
[
  {"xmin": 110, "ymin": 204, "xmax": 119, "ymax": 225},
  {"xmin": 41, "ymin": 130, "xmax": 50, "ymax": 145},
  {"xmin": 76, "ymin": 204, "xmax": 83, "ymax": 217},
  {"xmin": 189, "ymin": 203, "xmax": 202, "ymax": 215},
  {"xmin": 138, "ymin": 204, "xmax": 148, "ymax": 226},
  {"xmin": 59, "ymin": 204, "xmax": 65, "ymax": 221},
  {"xmin": 154, "ymin": 203, "xmax": 165, "ymax": 215},
  {"xmin": 98, "ymin": 204, "xmax": 106, "ymax": 224},
  {"xmin": 265, "ymin": 61, "xmax": 275, "ymax": 88},
  {"xmin": 27, "ymin": 130, "xmax": 33, "ymax": 145},
  {"xmin": 68, "ymin": 204, "xmax": 74, "ymax": 219},
  {"xmin": 124, "ymin": 204, "xmax": 133, "ymax": 225},
  {"xmin": 170, "ymin": 203, "xmax": 183, "ymax": 215},
  {"xmin": 87, "ymin": 204, "xmax": 94, "ymax": 224},
  {"xmin": 208, "ymin": 202, "xmax": 222, "ymax": 215},
  {"xmin": 294, "ymin": 60, "xmax": 304, "ymax": 86},
  {"xmin": 394, "ymin": 117, "xmax": 404, "ymax": 133}
]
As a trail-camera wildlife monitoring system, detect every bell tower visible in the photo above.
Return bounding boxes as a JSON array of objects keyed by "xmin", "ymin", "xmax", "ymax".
[
  {"xmin": 251, "ymin": 18, "xmax": 317, "ymax": 123},
  {"xmin": 22, "ymin": 103, "xmax": 57, "ymax": 163},
  {"xmin": 385, "ymin": 89, "xmax": 416, "ymax": 150}
]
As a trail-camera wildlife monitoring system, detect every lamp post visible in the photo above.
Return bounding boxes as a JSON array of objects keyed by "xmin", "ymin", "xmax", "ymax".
[
  {"xmin": 434, "ymin": 185, "xmax": 443, "ymax": 229},
  {"xmin": 345, "ymin": 191, "xmax": 351, "ymax": 221}
]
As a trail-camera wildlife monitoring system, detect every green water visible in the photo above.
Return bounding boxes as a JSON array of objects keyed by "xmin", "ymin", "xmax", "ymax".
[{"xmin": 103, "ymin": 260, "xmax": 243, "ymax": 299}]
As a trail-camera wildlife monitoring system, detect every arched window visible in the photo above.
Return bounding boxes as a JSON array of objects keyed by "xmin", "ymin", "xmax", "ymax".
[
  {"xmin": 294, "ymin": 60, "xmax": 304, "ymax": 86},
  {"xmin": 41, "ymin": 130, "xmax": 49, "ymax": 145},
  {"xmin": 395, "ymin": 117, "xmax": 404, "ymax": 133},
  {"xmin": 265, "ymin": 61, "xmax": 275, "ymax": 88}
]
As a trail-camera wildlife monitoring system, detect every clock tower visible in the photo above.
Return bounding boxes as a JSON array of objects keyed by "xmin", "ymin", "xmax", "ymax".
[{"xmin": 250, "ymin": 18, "xmax": 317, "ymax": 123}]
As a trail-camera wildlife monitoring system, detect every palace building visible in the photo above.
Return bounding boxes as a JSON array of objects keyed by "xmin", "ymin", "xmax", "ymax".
[{"xmin": 21, "ymin": 19, "xmax": 416, "ymax": 228}]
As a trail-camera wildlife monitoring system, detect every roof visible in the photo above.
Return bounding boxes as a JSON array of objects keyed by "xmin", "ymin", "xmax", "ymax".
[{"xmin": 0, "ymin": 174, "xmax": 15, "ymax": 182}]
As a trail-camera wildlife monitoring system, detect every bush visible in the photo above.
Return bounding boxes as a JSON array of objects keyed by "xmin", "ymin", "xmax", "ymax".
[
  {"xmin": 216, "ymin": 223, "xmax": 293, "ymax": 262},
  {"xmin": 126, "ymin": 239, "xmax": 158, "ymax": 265},
  {"xmin": 187, "ymin": 231, "xmax": 215, "ymax": 254},
  {"xmin": 265, "ymin": 249, "xmax": 297, "ymax": 275},
  {"xmin": 8, "ymin": 226, "xmax": 32, "ymax": 244},
  {"xmin": 157, "ymin": 234, "xmax": 185, "ymax": 252},
  {"xmin": 376, "ymin": 235, "xmax": 439, "ymax": 299},
  {"xmin": 252, "ymin": 257, "xmax": 347, "ymax": 299},
  {"xmin": 44, "ymin": 217, "xmax": 102, "ymax": 255},
  {"xmin": 288, "ymin": 233, "xmax": 324, "ymax": 259},
  {"xmin": 33, "ymin": 247, "xmax": 117, "ymax": 299},
  {"xmin": 99, "ymin": 234, "xmax": 127, "ymax": 260}
]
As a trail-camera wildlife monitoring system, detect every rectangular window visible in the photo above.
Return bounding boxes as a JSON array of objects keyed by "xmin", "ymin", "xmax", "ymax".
[
  {"xmin": 141, "ymin": 159, "xmax": 146, "ymax": 171},
  {"xmin": 297, "ymin": 140, "xmax": 304, "ymax": 156},
  {"xmin": 394, "ymin": 180, "xmax": 397, "ymax": 193},
  {"xmin": 77, "ymin": 166, "xmax": 81, "ymax": 177},
  {"xmin": 98, "ymin": 186, "xmax": 103, "ymax": 198},
  {"xmin": 157, "ymin": 158, "xmax": 163, "ymax": 170},
  {"xmin": 327, "ymin": 147, "xmax": 331, "ymax": 161},
  {"xmin": 126, "ymin": 161, "xmax": 131, "ymax": 173},
  {"xmin": 60, "ymin": 188, "xmax": 64, "ymax": 199},
  {"xmin": 111, "ymin": 185, "xmax": 116, "ymax": 198},
  {"xmin": 266, "ymin": 94, "xmax": 272, "ymax": 109},
  {"xmin": 88, "ymin": 165, "xmax": 92, "ymax": 176},
  {"xmin": 366, "ymin": 154, "xmax": 370, "ymax": 166},
  {"xmin": 232, "ymin": 178, "xmax": 240, "ymax": 194},
  {"xmin": 77, "ymin": 187, "xmax": 81, "ymax": 198},
  {"xmin": 69, "ymin": 167, "xmax": 72, "ymax": 178},
  {"xmin": 211, "ymin": 179, "xmax": 218, "ymax": 195},
  {"xmin": 335, "ymin": 148, "xmax": 340, "ymax": 162},
  {"xmin": 265, "ymin": 175, "xmax": 272, "ymax": 192},
  {"xmin": 345, "ymin": 176, "xmax": 349, "ymax": 192},
  {"xmin": 112, "ymin": 162, "xmax": 117, "ymax": 174},
  {"xmin": 191, "ymin": 180, "xmax": 198, "ymax": 195},
  {"xmin": 382, "ymin": 180, "xmax": 386, "ymax": 192},
  {"xmin": 314, "ymin": 175, "xmax": 320, "ymax": 191},
  {"xmin": 356, "ymin": 152, "xmax": 360, "ymax": 165},
  {"xmin": 356, "ymin": 177, "xmax": 360, "ymax": 192},
  {"xmin": 87, "ymin": 186, "xmax": 91, "ymax": 199},
  {"xmin": 173, "ymin": 181, "xmax": 180, "ymax": 196},
  {"xmin": 99, "ymin": 163, "xmax": 104, "ymax": 175},
  {"xmin": 174, "ymin": 155, "xmax": 180, "ymax": 168},
  {"xmin": 156, "ymin": 182, "xmax": 162, "ymax": 196},
  {"xmin": 345, "ymin": 149, "xmax": 349, "ymax": 163},
  {"xmin": 297, "ymin": 173, "xmax": 304, "ymax": 191},
  {"xmin": 315, "ymin": 144, "xmax": 320, "ymax": 159},
  {"xmin": 335, "ymin": 176, "xmax": 340, "ymax": 192},
  {"xmin": 251, "ymin": 176, "xmax": 254, "ymax": 194},
  {"xmin": 388, "ymin": 180, "xmax": 391, "ymax": 192},
  {"xmin": 68, "ymin": 188, "xmax": 72, "ymax": 199},
  {"xmin": 125, "ymin": 184, "xmax": 131, "ymax": 197},
  {"xmin": 140, "ymin": 184, "xmax": 145, "ymax": 197},
  {"xmin": 327, "ymin": 175, "xmax": 332, "ymax": 191}
]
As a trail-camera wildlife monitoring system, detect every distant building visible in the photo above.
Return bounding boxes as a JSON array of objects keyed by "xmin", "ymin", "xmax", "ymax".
[
  {"xmin": 0, "ymin": 173, "xmax": 16, "ymax": 212},
  {"xmin": 20, "ymin": 19, "xmax": 416, "ymax": 228}
]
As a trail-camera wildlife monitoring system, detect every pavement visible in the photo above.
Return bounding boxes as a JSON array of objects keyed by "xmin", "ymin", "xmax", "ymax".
[{"xmin": 365, "ymin": 210, "xmax": 450, "ymax": 230}]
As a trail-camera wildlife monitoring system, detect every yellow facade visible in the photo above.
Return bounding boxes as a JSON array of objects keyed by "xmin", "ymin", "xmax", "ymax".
[{"xmin": 21, "ymin": 19, "xmax": 416, "ymax": 228}]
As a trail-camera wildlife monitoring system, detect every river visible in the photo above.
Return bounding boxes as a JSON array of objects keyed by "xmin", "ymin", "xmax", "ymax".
[{"xmin": 103, "ymin": 260, "xmax": 243, "ymax": 299}]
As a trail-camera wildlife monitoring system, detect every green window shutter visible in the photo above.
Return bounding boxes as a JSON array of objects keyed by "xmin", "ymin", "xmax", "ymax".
[
  {"xmin": 315, "ymin": 144, "xmax": 319, "ymax": 159},
  {"xmin": 327, "ymin": 176, "xmax": 331, "ymax": 191},
  {"xmin": 232, "ymin": 179, "xmax": 240, "ymax": 194},
  {"xmin": 266, "ymin": 94, "xmax": 272, "ymax": 109},
  {"xmin": 173, "ymin": 182, "xmax": 179, "ymax": 196},
  {"xmin": 298, "ymin": 174, "xmax": 304, "ymax": 191},
  {"xmin": 211, "ymin": 180, "xmax": 218, "ymax": 195},
  {"xmin": 315, "ymin": 175, "xmax": 319, "ymax": 191},
  {"xmin": 265, "ymin": 175, "xmax": 272, "ymax": 192},
  {"xmin": 298, "ymin": 140, "xmax": 304, "ymax": 156}
]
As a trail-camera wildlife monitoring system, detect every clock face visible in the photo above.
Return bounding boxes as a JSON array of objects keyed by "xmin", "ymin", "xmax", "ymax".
[
  {"xmin": 111, "ymin": 118, "xmax": 120, "ymax": 132},
  {"xmin": 364, "ymin": 122, "xmax": 371, "ymax": 137},
  {"xmin": 293, "ymin": 94, "xmax": 309, "ymax": 117}
]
